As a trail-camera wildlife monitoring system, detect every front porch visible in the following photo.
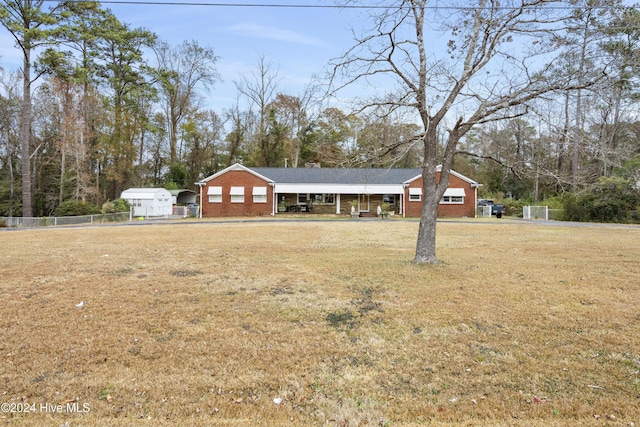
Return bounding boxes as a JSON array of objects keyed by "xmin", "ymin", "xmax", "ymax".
[{"xmin": 274, "ymin": 193, "xmax": 403, "ymax": 216}]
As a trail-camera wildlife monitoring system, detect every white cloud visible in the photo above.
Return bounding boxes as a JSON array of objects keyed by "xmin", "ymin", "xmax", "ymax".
[{"xmin": 225, "ymin": 23, "xmax": 327, "ymax": 47}]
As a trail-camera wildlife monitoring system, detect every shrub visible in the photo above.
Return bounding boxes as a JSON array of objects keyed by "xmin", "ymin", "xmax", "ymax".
[
  {"xmin": 54, "ymin": 200, "xmax": 101, "ymax": 217},
  {"xmin": 102, "ymin": 198, "xmax": 130, "ymax": 214},
  {"xmin": 561, "ymin": 193, "xmax": 588, "ymax": 222},
  {"xmin": 562, "ymin": 177, "xmax": 640, "ymax": 223}
]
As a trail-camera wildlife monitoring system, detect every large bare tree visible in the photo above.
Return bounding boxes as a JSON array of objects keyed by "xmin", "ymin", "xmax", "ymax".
[
  {"xmin": 154, "ymin": 39, "xmax": 219, "ymax": 165},
  {"xmin": 331, "ymin": 0, "xmax": 597, "ymax": 263},
  {"xmin": 234, "ymin": 55, "xmax": 281, "ymax": 166}
]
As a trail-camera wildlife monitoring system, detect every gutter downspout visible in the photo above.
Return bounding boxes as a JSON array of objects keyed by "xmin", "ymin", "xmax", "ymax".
[
  {"xmin": 402, "ymin": 184, "xmax": 408, "ymax": 218},
  {"xmin": 472, "ymin": 183, "xmax": 482, "ymax": 218},
  {"xmin": 270, "ymin": 183, "xmax": 276, "ymax": 216},
  {"xmin": 474, "ymin": 185, "xmax": 478, "ymax": 218},
  {"xmin": 197, "ymin": 182, "xmax": 203, "ymax": 219}
]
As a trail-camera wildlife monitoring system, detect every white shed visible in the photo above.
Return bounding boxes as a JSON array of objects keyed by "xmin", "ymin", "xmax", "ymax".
[{"xmin": 120, "ymin": 188, "xmax": 173, "ymax": 217}]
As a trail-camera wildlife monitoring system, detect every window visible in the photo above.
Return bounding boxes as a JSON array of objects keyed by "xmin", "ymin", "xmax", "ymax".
[
  {"xmin": 323, "ymin": 194, "xmax": 335, "ymax": 204},
  {"xmin": 440, "ymin": 188, "xmax": 465, "ymax": 204},
  {"xmin": 230, "ymin": 186, "xmax": 245, "ymax": 203},
  {"xmin": 383, "ymin": 194, "xmax": 396, "ymax": 204},
  {"xmin": 252, "ymin": 186, "xmax": 267, "ymax": 203},
  {"xmin": 441, "ymin": 196, "xmax": 464, "ymax": 204},
  {"xmin": 207, "ymin": 186, "xmax": 222, "ymax": 203},
  {"xmin": 299, "ymin": 193, "xmax": 335, "ymax": 205},
  {"xmin": 409, "ymin": 187, "xmax": 422, "ymax": 202}
]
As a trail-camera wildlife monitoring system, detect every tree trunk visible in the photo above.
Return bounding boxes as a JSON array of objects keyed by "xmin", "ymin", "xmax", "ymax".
[
  {"xmin": 59, "ymin": 149, "xmax": 66, "ymax": 204},
  {"xmin": 170, "ymin": 108, "xmax": 178, "ymax": 164},
  {"xmin": 573, "ymin": 11, "xmax": 590, "ymax": 193},
  {"xmin": 414, "ymin": 155, "xmax": 445, "ymax": 264},
  {"xmin": 414, "ymin": 191, "xmax": 439, "ymax": 264},
  {"xmin": 8, "ymin": 144, "xmax": 14, "ymax": 217},
  {"xmin": 20, "ymin": 50, "xmax": 33, "ymax": 218}
]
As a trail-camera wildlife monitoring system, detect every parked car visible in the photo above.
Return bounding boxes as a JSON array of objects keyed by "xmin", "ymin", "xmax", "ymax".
[{"xmin": 478, "ymin": 199, "xmax": 506, "ymax": 218}]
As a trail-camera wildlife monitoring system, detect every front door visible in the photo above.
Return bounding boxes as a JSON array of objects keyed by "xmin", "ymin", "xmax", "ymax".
[{"xmin": 359, "ymin": 194, "xmax": 370, "ymax": 212}]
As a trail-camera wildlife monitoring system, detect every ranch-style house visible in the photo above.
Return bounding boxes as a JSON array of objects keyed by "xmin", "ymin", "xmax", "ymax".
[{"xmin": 196, "ymin": 163, "xmax": 481, "ymax": 218}]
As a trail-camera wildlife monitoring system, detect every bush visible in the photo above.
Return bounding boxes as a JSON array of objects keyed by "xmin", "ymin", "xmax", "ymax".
[
  {"xmin": 102, "ymin": 198, "xmax": 130, "ymax": 214},
  {"xmin": 561, "ymin": 193, "xmax": 588, "ymax": 222},
  {"xmin": 54, "ymin": 200, "xmax": 101, "ymax": 217},
  {"xmin": 562, "ymin": 177, "xmax": 640, "ymax": 223}
]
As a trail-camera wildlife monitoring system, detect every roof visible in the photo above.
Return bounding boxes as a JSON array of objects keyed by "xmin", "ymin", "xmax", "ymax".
[
  {"xmin": 196, "ymin": 163, "xmax": 480, "ymax": 187},
  {"xmin": 251, "ymin": 167, "xmax": 422, "ymax": 185},
  {"xmin": 168, "ymin": 189, "xmax": 197, "ymax": 196},
  {"xmin": 196, "ymin": 164, "xmax": 274, "ymax": 184},
  {"xmin": 121, "ymin": 188, "xmax": 171, "ymax": 200}
]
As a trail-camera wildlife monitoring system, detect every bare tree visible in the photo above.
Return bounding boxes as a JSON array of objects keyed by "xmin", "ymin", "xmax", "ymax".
[
  {"xmin": 234, "ymin": 55, "xmax": 280, "ymax": 165},
  {"xmin": 224, "ymin": 101, "xmax": 254, "ymax": 167},
  {"xmin": 154, "ymin": 39, "xmax": 219, "ymax": 165},
  {"xmin": 330, "ymin": 0, "xmax": 597, "ymax": 264}
]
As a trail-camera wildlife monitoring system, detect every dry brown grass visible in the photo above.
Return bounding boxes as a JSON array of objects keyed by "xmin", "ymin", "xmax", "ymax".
[{"xmin": 1, "ymin": 219, "xmax": 639, "ymax": 426}]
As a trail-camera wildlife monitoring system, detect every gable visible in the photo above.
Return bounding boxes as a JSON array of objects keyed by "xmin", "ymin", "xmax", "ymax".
[
  {"xmin": 404, "ymin": 166, "xmax": 480, "ymax": 187},
  {"xmin": 197, "ymin": 163, "xmax": 274, "ymax": 185}
]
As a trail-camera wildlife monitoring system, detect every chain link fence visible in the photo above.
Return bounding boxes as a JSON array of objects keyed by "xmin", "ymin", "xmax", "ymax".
[{"xmin": 1, "ymin": 212, "xmax": 130, "ymax": 228}]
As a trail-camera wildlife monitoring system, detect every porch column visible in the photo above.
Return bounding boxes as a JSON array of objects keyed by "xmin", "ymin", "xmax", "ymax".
[
  {"xmin": 198, "ymin": 184, "xmax": 203, "ymax": 218},
  {"xmin": 336, "ymin": 194, "xmax": 341, "ymax": 214},
  {"xmin": 273, "ymin": 191, "xmax": 277, "ymax": 216}
]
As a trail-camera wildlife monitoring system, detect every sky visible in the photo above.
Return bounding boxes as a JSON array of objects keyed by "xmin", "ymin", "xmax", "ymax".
[{"xmin": 0, "ymin": 1, "xmax": 373, "ymax": 113}]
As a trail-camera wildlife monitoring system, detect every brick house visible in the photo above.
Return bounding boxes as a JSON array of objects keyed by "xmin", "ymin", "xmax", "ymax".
[{"xmin": 196, "ymin": 163, "xmax": 480, "ymax": 218}]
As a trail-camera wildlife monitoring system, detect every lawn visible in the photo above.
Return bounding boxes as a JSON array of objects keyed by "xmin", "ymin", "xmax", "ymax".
[{"xmin": 1, "ymin": 219, "xmax": 639, "ymax": 426}]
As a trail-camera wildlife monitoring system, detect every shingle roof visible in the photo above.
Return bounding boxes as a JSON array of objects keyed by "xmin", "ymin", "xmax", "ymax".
[{"xmin": 251, "ymin": 167, "xmax": 422, "ymax": 185}]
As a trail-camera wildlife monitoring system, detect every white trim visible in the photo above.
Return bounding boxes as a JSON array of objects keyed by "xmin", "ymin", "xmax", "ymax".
[
  {"xmin": 253, "ymin": 186, "xmax": 267, "ymax": 203},
  {"xmin": 440, "ymin": 196, "xmax": 464, "ymax": 204},
  {"xmin": 252, "ymin": 186, "xmax": 267, "ymax": 196},
  {"xmin": 230, "ymin": 186, "xmax": 244, "ymax": 196},
  {"xmin": 274, "ymin": 183, "xmax": 405, "ymax": 194},
  {"xmin": 196, "ymin": 163, "xmax": 274, "ymax": 185},
  {"xmin": 207, "ymin": 186, "xmax": 222, "ymax": 195},
  {"xmin": 404, "ymin": 165, "xmax": 480, "ymax": 187},
  {"xmin": 408, "ymin": 187, "xmax": 422, "ymax": 202},
  {"xmin": 443, "ymin": 188, "xmax": 465, "ymax": 197}
]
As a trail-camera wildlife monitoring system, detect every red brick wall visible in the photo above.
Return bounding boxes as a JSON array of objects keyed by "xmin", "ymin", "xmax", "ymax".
[
  {"xmin": 405, "ymin": 179, "xmax": 424, "ymax": 218},
  {"xmin": 404, "ymin": 172, "xmax": 476, "ymax": 218},
  {"xmin": 202, "ymin": 168, "xmax": 476, "ymax": 218},
  {"xmin": 202, "ymin": 170, "xmax": 273, "ymax": 217}
]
